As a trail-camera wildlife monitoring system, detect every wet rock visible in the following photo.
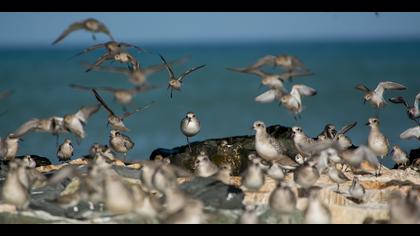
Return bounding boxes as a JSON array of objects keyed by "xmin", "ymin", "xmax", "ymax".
[
  {"xmin": 180, "ymin": 177, "xmax": 244, "ymax": 210},
  {"xmin": 150, "ymin": 124, "xmax": 298, "ymax": 175}
]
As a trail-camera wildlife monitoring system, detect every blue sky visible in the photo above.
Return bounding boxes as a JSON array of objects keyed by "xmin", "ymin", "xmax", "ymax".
[{"xmin": 1, "ymin": 12, "xmax": 420, "ymax": 46}]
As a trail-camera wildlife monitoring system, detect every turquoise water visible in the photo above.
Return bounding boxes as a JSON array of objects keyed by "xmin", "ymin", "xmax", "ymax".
[{"xmin": 0, "ymin": 40, "xmax": 419, "ymax": 167}]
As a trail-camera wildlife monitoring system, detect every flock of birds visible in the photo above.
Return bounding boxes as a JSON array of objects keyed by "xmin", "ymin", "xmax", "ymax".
[{"xmin": 0, "ymin": 18, "xmax": 419, "ymax": 224}]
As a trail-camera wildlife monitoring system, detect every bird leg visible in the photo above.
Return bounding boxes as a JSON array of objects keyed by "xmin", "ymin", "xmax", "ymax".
[
  {"xmin": 336, "ymin": 183, "xmax": 340, "ymax": 193},
  {"xmin": 170, "ymin": 88, "xmax": 173, "ymax": 99},
  {"xmin": 187, "ymin": 137, "xmax": 192, "ymax": 152}
]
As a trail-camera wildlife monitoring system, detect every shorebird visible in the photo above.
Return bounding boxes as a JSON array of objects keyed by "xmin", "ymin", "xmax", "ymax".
[
  {"xmin": 194, "ymin": 151, "xmax": 218, "ymax": 178},
  {"xmin": 391, "ymin": 145, "xmax": 409, "ymax": 167},
  {"xmin": 241, "ymin": 161, "xmax": 265, "ymax": 191},
  {"xmin": 389, "ymin": 92, "xmax": 420, "ymax": 124},
  {"xmin": 73, "ymin": 40, "xmax": 143, "ymax": 58},
  {"xmin": 109, "ymin": 130, "xmax": 134, "ymax": 156},
  {"xmin": 327, "ymin": 165, "xmax": 350, "ymax": 193},
  {"xmin": 266, "ymin": 161, "xmax": 285, "ymax": 181},
  {"xmin": 11, "ymin": 116, "xmax": 67, "ymax": 145},
  {"xmin": 1, "ymin": 160, "xmax": 30, "ymax": 209},
  {"xmin": 239, "ymin": 205, "xmax": 260, "ymax": 224},
  {"xmin": 159, "ymin": 54, "xmax": 206, "ymax": 98},
  {"xmin": 340, "ymin": 145, "xmax": 380, "ymax": 174},
  {"xmin": 52, "ymin": 18, "xmax": 113, "ymax": 45},
  {"xmin": 388, "ymin": 190, "xmax": 420, "ymax": 224},
  {"xmin": 57, "ymin": 139, "xmax": 74, "ymax": 163},
  {"xmin": 303, "ymin": 188, "xmax": 331, "ymax": 224},
  {"xmin": 348, "ymin": 177, "xmax": 365, "ymax": 203},
  {"xmin": 280, "ymin": 84, "xmax": 317, "ymax": 120},
  {"xmin": 92, "ymin": 89, "xmax": 153, "ymax": 131},
  {"xmin": 214, "ymin": 163, "xmax": 232, "ymax": 184},
  {"xmin": 70, "ymin": 83, "xmax": 157, "ymax": 111},
  {"xmin": 400, "ymin": 125, "xmax": 420, "ymax": 140},
  {"xmin": 0, "ymin": 134, "xmax": 21, "ymax": 161},
  {"xmin": 88, "ymin": 143, "xmax": 115, "ymax": 160},
  {"xmin": 248, "ymin": 55, "xmax": 310, "ymax": 72},
  {"xmin": 180, "ymin": 112, "xmax": 201, "ymax": 151},
  {"xmin": 165, "ymin": 199, "xmax": 205, "ymax": 224},
  {"xmin": 366, "ymin": 117, "xmax": 389, "ymax": 175},
  {"xmin": 269, "ymin": 182, "xmax": 297, "ymax": 215},
  {"xmin": 82, "ymin": 55, "xmax": 190, "ymax": 87},
  {"xmin": 253, "ymin": 121, "xmax": 288, "ymax": 161},
  {"xmin": 63, "ymin": 104, "xmax": 101, "ymax": 143},
  {"xmin": 316, "ymin": 124, "xmax": 336, "ymax": 141},
  {"xmin": 293, "ymin": 163, "xmax": 320, "ymax": 190},
  {"xmin": 86, "ymin": 52, "xmax": 140, "ymax": 72},
  {"xmin": 356, "ymin": 81, "xmax": 406, "ymax": 115}
]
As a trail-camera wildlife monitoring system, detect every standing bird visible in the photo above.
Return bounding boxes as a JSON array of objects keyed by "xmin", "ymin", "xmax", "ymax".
[
  {"xmin": 304, "ymin": 188, "xmax": 331, "ymax": 224},
  {"xmin": 0, "ymin": 134, "xmax": 21, "ymax": 161},
  {"xmin": 109, "ymin": 130, "xmax": 134, "ymax": 157},
  {"xmin": 160, "ymin": 54, "xmax": 206, "ymax": 98},
  {"xmin": 391, "ymin": 145, "xmax": 409, "ymax": 167},
  {"xmin": 266, "ymin": 161, "xmax": 285, "ymax": 181},
  {"xmin": 52, "ymin": 18, "xmax": 113, "ymax": 45},
  {"xmin": 327, "ymin": 165, "xmax": 350, "ymax": 193},
  {"xmin": 1, "ymin": 160, "xmax": 30, "ymax": 209},
  {"xmin": 57, "ymin": 139, "xmax": 74, "ymax": 163},
  {"xmin": 194, "ymin": 151, "xmax": 219, "ymax": 178},
  {"xmin": 293, "ymin": 163, "xmax": 320, "ymax": 191},
  {"xmin": 389, "ymin": 92, "xmax": 420, "ymax": 124},
  {"xmin": 269, "ymin": 183, "xmax": 297, "ymax": 215},
  {"xmin": 253, "ymin": 121, "xmax": 288, "ymax": 161},
  {"xmin": 280, "ymin": 84, "xmax": 317, "ymax": 120},
  {"xmin": 92, "ymin": 89, "xmax": 153, "ymax": 131},
  {"xmin": 366, "ymin": 117, "xmax": 389, "ymax": 175},
  {"xmin": 180, "ymin": 112, "xmax": 201, "ymax": 151},
  {"xmin": 348, "ymin": 177, "xmax": 365, "ymax": 203},
  {"xmin": 356, "ymin": 81, "xmax": 406, "ymax": 116},
  {"xmin": 241, "ymin": 161, "xmax": 265, "ymax": 191}
]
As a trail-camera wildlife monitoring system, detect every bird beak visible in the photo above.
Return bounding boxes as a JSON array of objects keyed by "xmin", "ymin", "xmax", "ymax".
[
  {"xmin": 250, "ymin": 126, "xmax": 254, "ymax": 130},
  {"xmin": 363, "ymin": 98, "xmax": 366, "ymax": 104},
  {"xmin": 19, "ymin": 138, "xmax": 24, "ymax": 142},
  {"xmin": 187, "ymin": 118, "xmax": 191, "ymax": 125},
  {"xmin": 365, "ymin": 122, "xmax": 370, "ymax": 126}
]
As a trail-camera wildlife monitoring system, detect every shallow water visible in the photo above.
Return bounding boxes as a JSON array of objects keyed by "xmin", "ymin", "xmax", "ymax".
[{"xmin": 0, "ymin": 40, "xmax": 419, "ymax": 167}]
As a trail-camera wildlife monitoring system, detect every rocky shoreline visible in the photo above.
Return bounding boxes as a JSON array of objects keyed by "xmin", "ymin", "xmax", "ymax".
[{"xmin": 0, "ymin": 124, "xmax": 419, "ymax": 224}]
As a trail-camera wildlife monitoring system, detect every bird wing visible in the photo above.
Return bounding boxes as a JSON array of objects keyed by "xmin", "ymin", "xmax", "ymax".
[
  {"xmin": 52, "ymin": 21, "xmax": 85, "ymax": 45},
  {"xmin": 354, "ymin": 145, "xmax": 380, "ymax": 168},
  {"xmin": 92, "ymin": 89, "xmax": 115, "ymax": 116},
  {"xmin": 72, "ymin": 43, "xmax": 106, "ymax": 58},
  {"xmin": 250, "ymin": 55, "xmax": 276, "ymax": 68},
  {"xmin": 69, "ymin": 83, "xmax": 95, "ymax": 91},
  {"xmin": 374, "ymin": 81, "xmax": 406, "ymax": 96},
  {"xmin": 177, "ymin": 64, "xmax": 206, "ymax": 82},
  {"xmin": 291, "ymin": 56, "xmax": 308, "ymax": 70},
  {"xmin": 278, "ymin": 70, "xmax": 314, "ymax": 81},
  {"xmin": 415, "ymin": 92, "xmax": 420, "ymax": 110},
  {"xmin": 75, "ymin": 104, "xmax": 101, "ymax": 124},
  {"xmin": 97, "ymin": 22, "xmax": 114, "ymax": 40},
  {"xmin": 268, "ymin": 136, "xmax": 287, "ymax": 155},
  {"xmin": 122, "ymin": 101, "xmax": 154, "ymax": 119},
  {"xmin": 80, "ymin": 62, "xmax": 130, "ymax": 75},
  {"xmin": 226, "ymin": 67, "xmax": 267, "ymax": 78},
  {"xmin": 159, "ymin": 54, "xmax": 177, "ymax": 81},
  {"xmin": 400, "ymin": 126, "xmax": 420, "ymax": 140},
  {"xmin": 118, "ymin": 42, "xmax": 144, "ymax": 53},
  {"xmin": 388, "ymin": 96, "xmax": 409, "ymax": 108},
  {"xmin": 355, "ymin": 84, "xmax": 370, "ymax": 93},
  {"xmin": 255, "ymin": 89, "xmax": 279, "ymax": 103},
  {"xmin": 291, "ymin": 84, "xmax": 317, "ymax": 97},
  {"xmin": 337, "ymin": 169, "xmax": 350, "ymax": 181},
  {"xmin": 86, "ymin": 53, "xmax": 114, "ymax": 72},
  {"xmin": 11, "ymin": 119, "xmax": 41, "ymax": 138},
  {"xmin": 132, "ymin": 85, "xmax": 161, "ymax": 94},
  {"xmin": 337, "ymin": 121, "xmax": 357, "ymax": 136},
  {"xmin": 143, "ymin": 56, "xmax": 190, "ymax": 76}
]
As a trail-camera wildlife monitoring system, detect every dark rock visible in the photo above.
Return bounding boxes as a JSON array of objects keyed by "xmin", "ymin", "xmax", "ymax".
[
  {"xmin": 15, "ymin": 155, "xmax": 52, "ymax": 167},
  {"xmin": 179, "ymin": 177, "xmax": 244, "ymax": 210},
  {"xmin": 150, "ymin": 124, "xmax": 298, "ymax": 175}
]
